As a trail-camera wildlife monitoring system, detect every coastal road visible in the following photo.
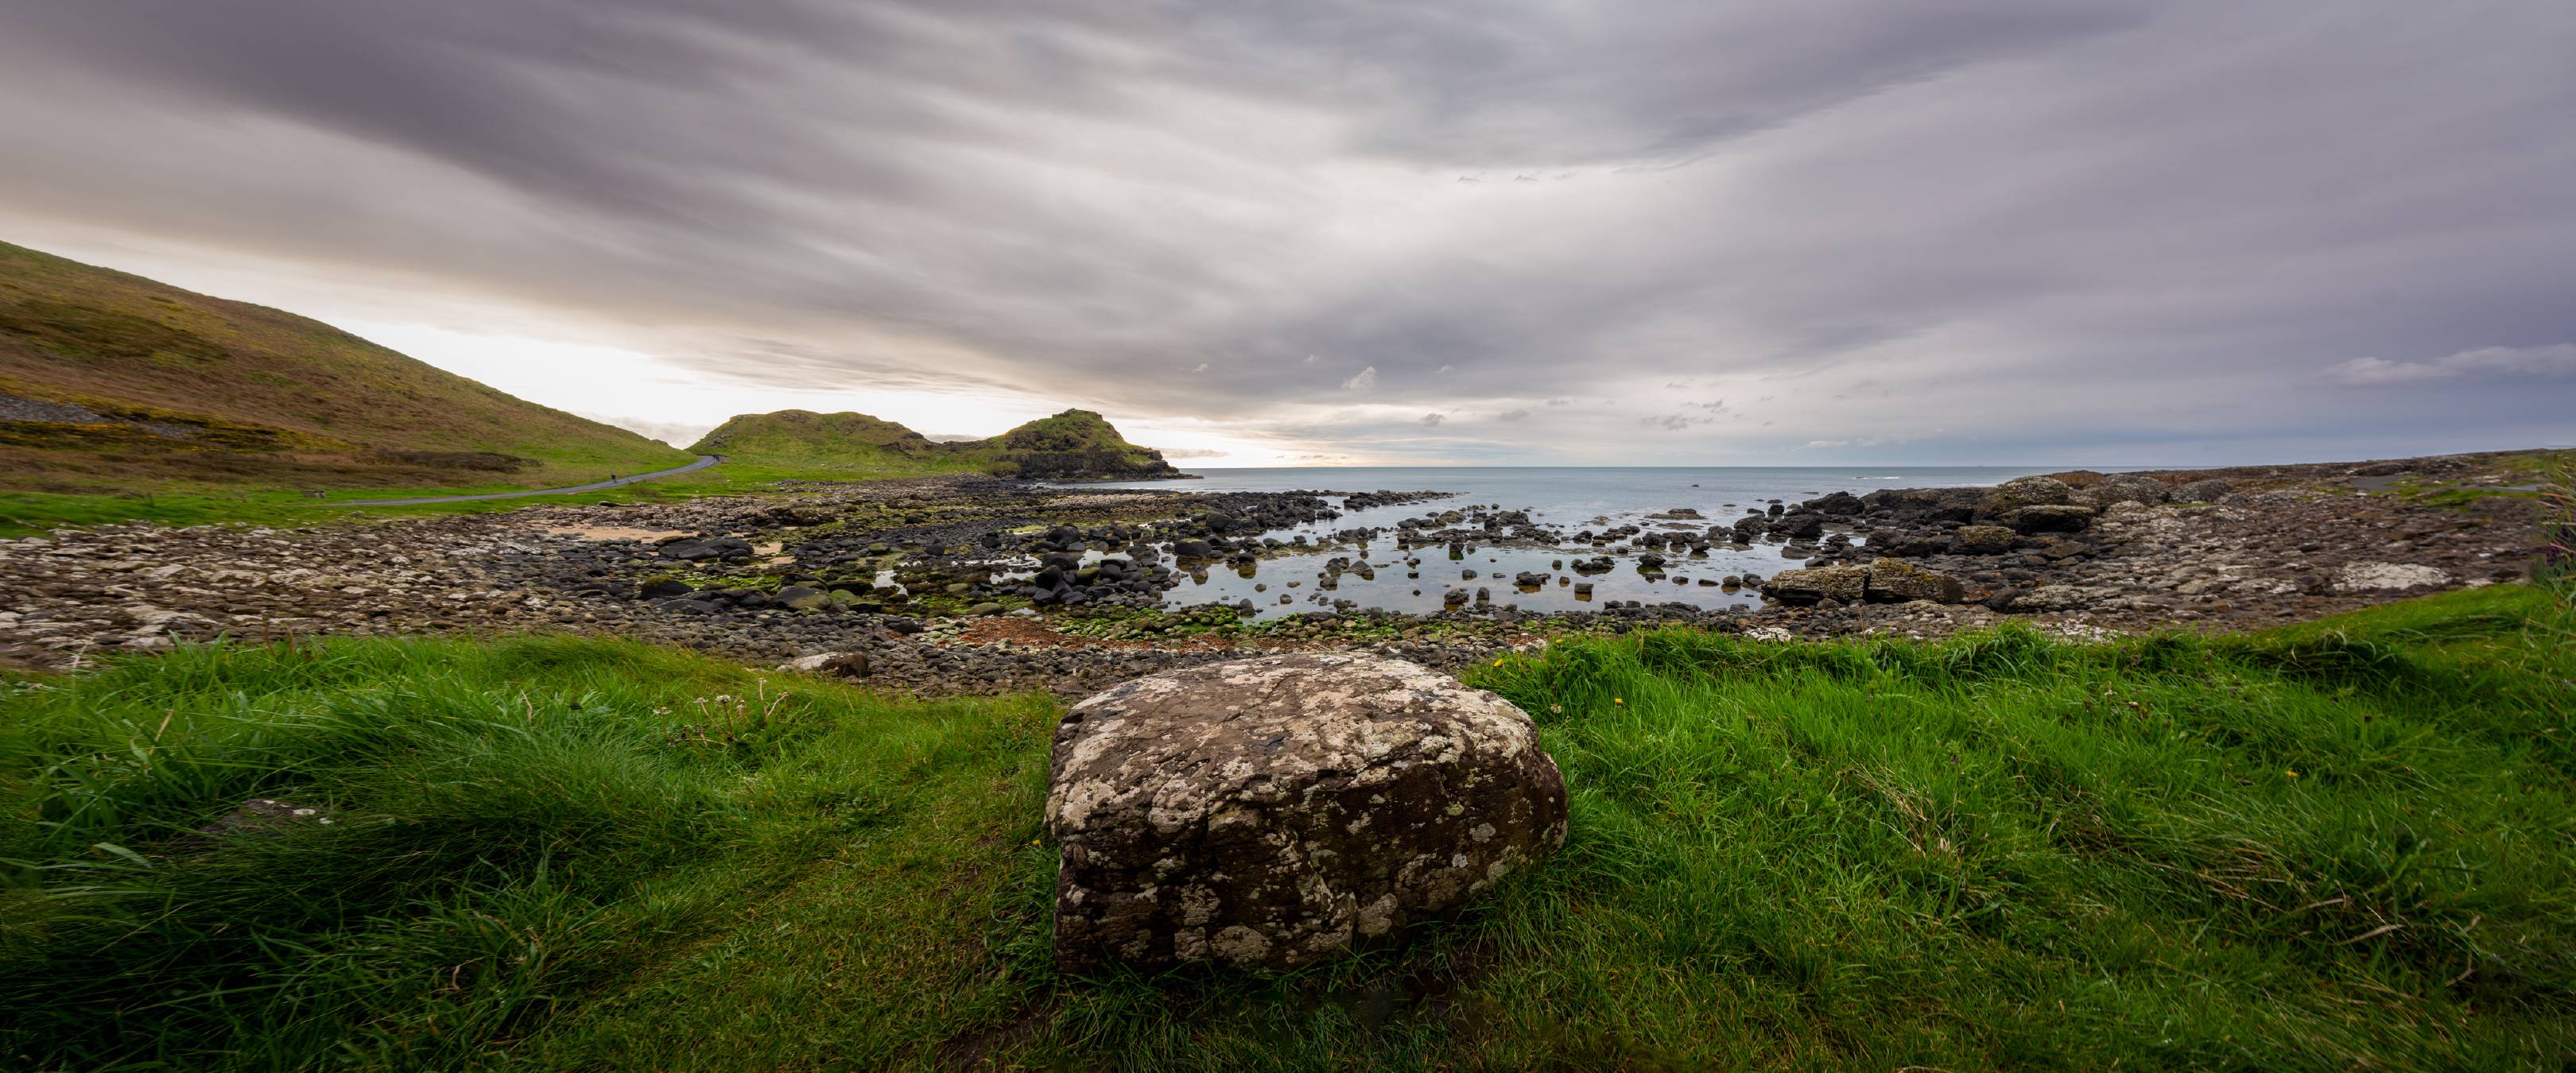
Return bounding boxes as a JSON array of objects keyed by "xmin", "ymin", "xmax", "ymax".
[{"xmin": 329, "ymin": 455, "xmax": 722, "ymax": 506}]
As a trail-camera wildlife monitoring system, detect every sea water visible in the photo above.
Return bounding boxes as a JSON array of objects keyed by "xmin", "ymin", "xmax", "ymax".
[{"xmin": 1053, "ymin": 466, "xmax": 2059, "ymax": 618}]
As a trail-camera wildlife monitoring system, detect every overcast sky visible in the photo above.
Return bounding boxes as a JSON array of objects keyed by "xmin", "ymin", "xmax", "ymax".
[{"xmin": 3, "ymin": 1, "xmax": 2571, "ymax": 465}]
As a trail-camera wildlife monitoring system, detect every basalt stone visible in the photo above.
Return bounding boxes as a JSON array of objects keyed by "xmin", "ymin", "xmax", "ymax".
[
  {"xmin": 2078, "ymin": 475, "xmax": 2170, "ymax": 509},
  {"xmin": 1873, "ymin": 532, "xmax": 1953, "ymax": 557},
  {"xmin": 781, "ymin": 651, "xmax": 874, "ymax": 678},
  {"xmin": 1804, "ymin": 490, "xmax": 1865, "ymax": 515},
  {"xmin": 1980, "ymin": 476, "xmax": 2074, "ymax": 516},
  {"xmin": 1774, "ymin": 513, "xmax": 1826, "ymax": 540},
  {"xmin": 1950, "ymin": 525, "xmax": 2020, "ymax": 555},
  {"xmin": 660, "ymin": 536, "xmax": 755, "ymax": 562},
  {"xmin": 2004, "ymin": 504, "xmax": 2097, "ymax": 534},
  {"xmin": 1763, "ymin": 564, "xmax": 1867, "ymax": 605},
  {"xmin": 776, "ymin": 585, "xmax": 830, "ymax": 610},
  {"xmin": 1044, "ymin": 653, "xmax": 1568, "ymax": 973},
  {"xmin": 1864, "ymin": 559, "xmax": 1965, "ymax": 603},
  {"xmin": 2175, "ymin": 478, "xmax": 2235, "ymax": 502}
]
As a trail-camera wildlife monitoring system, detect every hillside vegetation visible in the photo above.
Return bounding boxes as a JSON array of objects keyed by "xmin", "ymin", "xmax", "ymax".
[
  {"xmin": 4, "ymin": 583, "xmax": 2570, "ymax": 1069},
  {"xmin": 692, "ymin": 406, "xmax": 1183, "ymax": 480},
  {"xmin": 0, "ymin": 240, "xmax": 690, "ymax": 508}
]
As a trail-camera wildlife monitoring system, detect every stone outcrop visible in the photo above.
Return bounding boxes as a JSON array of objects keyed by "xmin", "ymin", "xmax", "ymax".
[
  {"xmin": 1762, "ymin": 564, "xmax": 1868, "ymax": 605},
  {"xmin": 2174, "ymin": 478, "xmax": 2235, "ymax": 502},
  {"xmin": 1949, "ymin": 525, "xmax": 2020, "ymax": 555},
  {"xmin": 1981, "ymin": 476, "xmax": 2075, "ymax": 515},
  {"xmin": 2004, "ymin": 504, "xmax": 2097, "ymax": 534},
  {"xmin": 1765, "ymin": 559, "xmax": 1967, "ymax": 606},
  {"xmin": 1865, "ymin": 559, "xmax": 1966, "ymax": 603},
  {"xmin": 1044, "ymin": 653, "xmax": 1568, "ymax": 973},
  {"xmin": 2078, "ymin": 475, "xmax": 2171, "ymax": 509}
]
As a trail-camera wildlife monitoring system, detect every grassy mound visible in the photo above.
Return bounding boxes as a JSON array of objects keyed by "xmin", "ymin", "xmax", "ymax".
[
  {"xmin": 690, "ymin": 407, "xmax": 1181, "ymax": 481},
  {"xmin": 3, "ymin": 585, "xmax": 2571, "ymax": 1069}
]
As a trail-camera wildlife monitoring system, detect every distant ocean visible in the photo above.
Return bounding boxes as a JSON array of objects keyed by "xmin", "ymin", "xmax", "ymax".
[
  {"xmin": 1069, "ymin": 466, "xmax": 2058, "ymax": 515},
  {"xmin": 1047, "ymin": 466, "xmax": 2081, "ymax": 618}
]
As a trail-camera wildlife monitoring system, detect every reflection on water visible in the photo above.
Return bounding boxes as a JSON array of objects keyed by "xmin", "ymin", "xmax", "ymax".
[
  {"xmin": 1161, "ymin": 540, "xmax": 1774, "ymax": 619},
  {"xmin": 1022, "ymin": 468, "xmax": 2046, "ymax": 618}
]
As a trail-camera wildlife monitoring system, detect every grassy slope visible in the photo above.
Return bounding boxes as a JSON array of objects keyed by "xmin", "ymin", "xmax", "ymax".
[
  {"xmin": 2, "ymin": 584, "xmax": 2571, "ymax": 1070},
  {"xmin": 0, "ymin": 241, "xmax": 690, "ymax": 521},
  {"xmin": 689, "ymin": 407, "xmax": 1177, "ymax": 480}
]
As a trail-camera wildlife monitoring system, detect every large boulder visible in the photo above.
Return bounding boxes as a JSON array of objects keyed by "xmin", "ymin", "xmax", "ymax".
[{"xmin": 1045, "ymin": 653, "xmax": 1568, "ymax": 973}]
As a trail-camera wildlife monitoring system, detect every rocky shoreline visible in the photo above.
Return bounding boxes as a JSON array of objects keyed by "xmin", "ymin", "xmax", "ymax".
[{"xmin": 0, "ymin": 452, "xmax": 2552, "ymax": 697}]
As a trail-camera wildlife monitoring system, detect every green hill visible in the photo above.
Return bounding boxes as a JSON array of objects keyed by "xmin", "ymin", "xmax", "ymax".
[
  {"xmin": 692, "ymin": 407, "xmax": 1184, "ymax": 480},
  {"xmin": 0, "ymin": 240, "xmax": 690, "ymax": 499}
]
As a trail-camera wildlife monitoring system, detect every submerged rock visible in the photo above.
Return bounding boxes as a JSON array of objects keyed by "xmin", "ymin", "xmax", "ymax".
[{"xmin": 1043, "ymin": 653, "xmax": 1569, "ymax": 973}]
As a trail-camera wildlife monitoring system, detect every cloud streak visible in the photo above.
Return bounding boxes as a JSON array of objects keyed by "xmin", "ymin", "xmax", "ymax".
[{"xmin": 2327, "ymin": 344, "xmax": 2576, "ymax": 386}]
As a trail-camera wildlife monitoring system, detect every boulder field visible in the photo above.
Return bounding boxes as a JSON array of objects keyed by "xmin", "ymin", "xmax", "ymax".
[{"xmin": 0, "ymin": 454, "xmax": 2551, "ymax": 698}]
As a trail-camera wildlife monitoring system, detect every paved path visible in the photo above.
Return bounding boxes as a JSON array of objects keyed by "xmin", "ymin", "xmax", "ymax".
[{"xmin": 330, "ymin": 455, "xmax": 722, "ymax": 506}]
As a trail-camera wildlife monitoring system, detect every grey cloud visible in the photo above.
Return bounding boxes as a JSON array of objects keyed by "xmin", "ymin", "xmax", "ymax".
[{"xmin": 1, "ymin": 1, "xmax": 2571, "ymax": 460}]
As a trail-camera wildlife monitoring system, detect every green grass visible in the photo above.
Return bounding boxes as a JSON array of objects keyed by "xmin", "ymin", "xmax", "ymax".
[
  {"xmin": 4, "ymin": 584, "xmax": 2573, "ymax": 1070},
  {"xmin": 689, "ymin": 407, "xmax": 1179, "ymax": 481},
  {"xmin": 0, "ymin": 456, "xmax": 805, "ymax": 536}
]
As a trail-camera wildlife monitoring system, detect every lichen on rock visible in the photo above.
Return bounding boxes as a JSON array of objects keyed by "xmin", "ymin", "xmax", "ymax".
[{"xmin": 1043, "ymin": 652, "xmax": 1569, "ymax": 972}]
